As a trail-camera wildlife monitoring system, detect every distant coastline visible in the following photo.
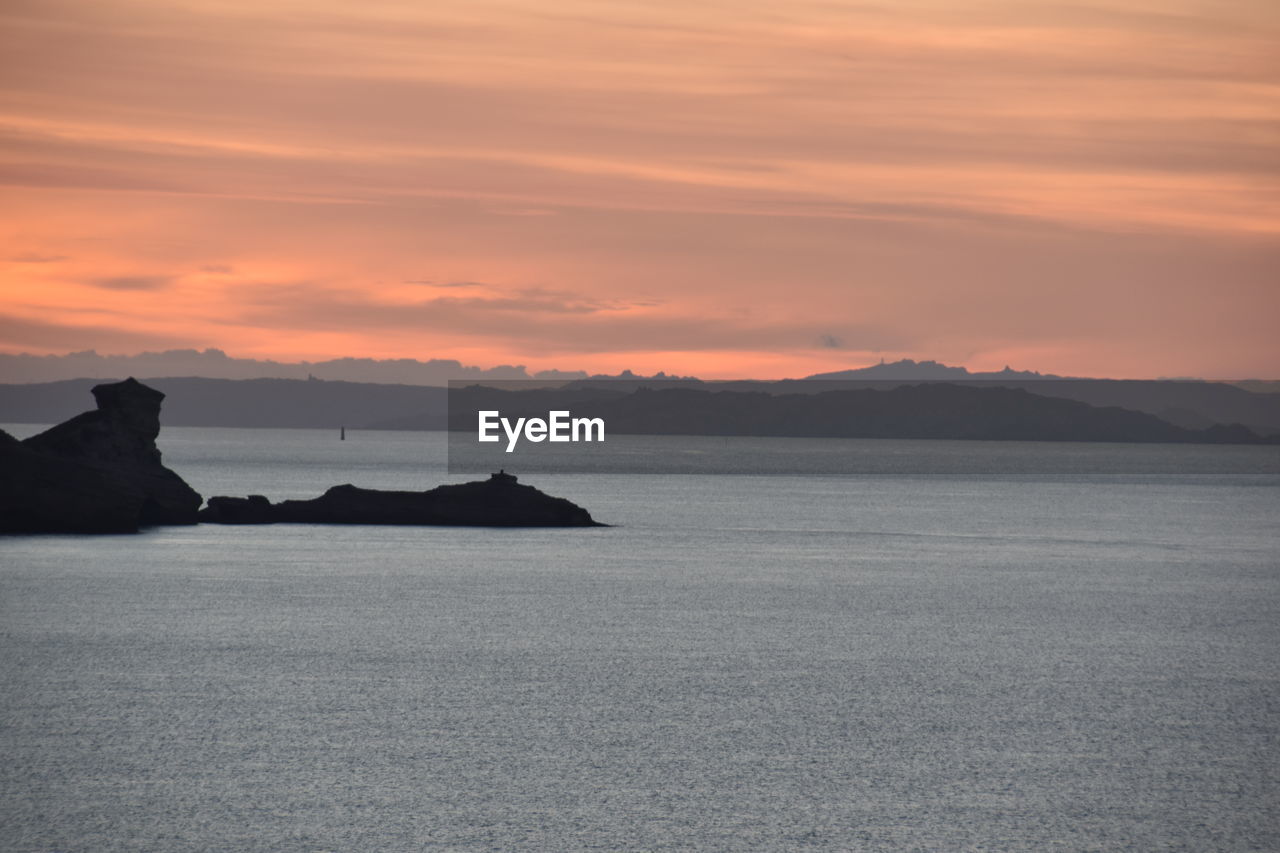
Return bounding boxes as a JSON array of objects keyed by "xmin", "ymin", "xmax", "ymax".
[{"xmin": 3, "ymin": 374, "xmax": 1278, "ymax": 444}]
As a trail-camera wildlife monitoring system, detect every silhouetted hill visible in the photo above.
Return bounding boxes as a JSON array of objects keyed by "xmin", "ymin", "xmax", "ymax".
[
  {"xmin": 1233, "ymin": 380, "xmax": 1280, "ymax": 395},
  {"xmin": 0, "ymin": 349, "xmax": 695, "ymax": 385},
  {"xmin": 977, "ymin": 379, "xmax": 1280, "ymax": 434},
  {"xmin": 697, "ymin": 377, "xmax": 1280, "ymax": 435},
  {"xmin": 797, "ymin": 361, "xmax": 1280, "ymax": 433},
  {"xmin": 5, "ymin": 375, "xmax": 1278, "ymax": 442},
  {"xmin": 806, "ymin": 358, "xmax": 1060, "ymax": 381},
  {"xmin": 0, "ymin": 349, "xmax": 534, "ymax": 384},
  {"xmin": 0, "ymin": 377, "xmax": 447, "ymax": 429}
]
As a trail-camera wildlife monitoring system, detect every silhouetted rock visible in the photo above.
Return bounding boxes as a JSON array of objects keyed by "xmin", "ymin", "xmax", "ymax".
[
  {"xmin": 199, "ymin": 471, "xmax": 602, "ymax": 527},
  {"xmin": 1, "ymin": 378, "xmax": 202, "ymax": 533},
  {"xmin": 1, "ymin": 428, "xmax": 145, "ymax": 533},
  {"xmin": 200, "ymin": 494, "xmax": 275, "ymax": 524}
]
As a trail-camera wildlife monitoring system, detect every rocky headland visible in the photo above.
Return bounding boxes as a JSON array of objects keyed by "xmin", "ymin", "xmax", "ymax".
[{"xmin": 1, "ymin": 378, "xmax": 203, "ymax": 533}]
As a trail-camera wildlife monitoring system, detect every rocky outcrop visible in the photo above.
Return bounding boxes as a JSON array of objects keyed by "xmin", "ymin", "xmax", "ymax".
[
  {"xmin": 199, "ymin": 470, "xmax": 602, "ymax": 527},
  {"xmin": 1, "ymin": 428, "xmax": 145, "ymax": 533},
  {"xmin": 2, "ymin": 378, "xmax": 202, "ymax": 533}
]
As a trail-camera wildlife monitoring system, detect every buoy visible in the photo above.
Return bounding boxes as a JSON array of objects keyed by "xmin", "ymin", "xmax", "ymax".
[{"xmin": 340, "ymin": 426, "xmax": 345, "ymax": 440}]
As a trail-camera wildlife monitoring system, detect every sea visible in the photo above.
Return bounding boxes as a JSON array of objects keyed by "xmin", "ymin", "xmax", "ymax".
[{"xmin": 1, "ymin": 426, "xmax": 1278, "ymax": 852}]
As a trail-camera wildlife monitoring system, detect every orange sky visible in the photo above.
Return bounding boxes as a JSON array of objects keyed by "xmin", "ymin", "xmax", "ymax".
[{"xmin": 2, "ymin": 0, "xmax": 1278, "ymax": 379}]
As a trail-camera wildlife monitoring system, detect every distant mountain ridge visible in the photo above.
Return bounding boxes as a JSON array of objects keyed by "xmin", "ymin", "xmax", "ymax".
[
  {"xmin": 4, "ymin": 373, "xmax": 1280, "ymax": 438},
  {"xmin": 806, "ymin": 358, "xmax": 1062, "ymax": 381},
  {"xmin": 0, "ymin": 349, "xmax": 536, "ymax": 385},
  {"xmin": 4, "ymin": 350, "xmax": 1274, "ymax": 389},
  {"xmin": 0, "ymin": 349, "xmax": 692, "ymax": 385},
  {"xmin": 0, "ymin": 377, "xmax": 448, "ymax": 430}
]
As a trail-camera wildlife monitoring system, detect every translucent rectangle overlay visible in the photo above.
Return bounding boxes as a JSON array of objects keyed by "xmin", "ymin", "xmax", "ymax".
[{"xmin": 445, "ymin": 378, "xmax": 1280, "ymax": 478}]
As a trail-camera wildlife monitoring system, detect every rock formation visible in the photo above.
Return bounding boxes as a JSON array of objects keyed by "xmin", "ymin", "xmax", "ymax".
[
  {"xmin": 199, "ymin": 470, "xmax": 602, "ymax": 527},
  {"xmin": 2, "ymin": 378, "xmax": 202, "ymax": 533}
]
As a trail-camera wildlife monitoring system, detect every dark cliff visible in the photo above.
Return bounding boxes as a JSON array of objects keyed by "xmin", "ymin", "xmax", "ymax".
[{"xmin": 2, "ymin": 378, "xmax": 202, "ymax": 533}]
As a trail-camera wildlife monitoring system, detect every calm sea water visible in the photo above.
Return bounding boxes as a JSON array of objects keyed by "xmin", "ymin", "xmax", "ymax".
[{"xmin": 2, "ymin": 427, "xmax": 1278, "ymax": 851}]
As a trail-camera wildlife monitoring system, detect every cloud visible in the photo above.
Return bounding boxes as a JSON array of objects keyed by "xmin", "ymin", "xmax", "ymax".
[
  {"xmin": 228, "ymin": 283, "xmax": 909, "ymax": 355},
  {"xmin": 9, "ymin": 253, "xmax": 69, "ymax": 263},
  {"xmin": 0, "ymin": 0, "xmax": 1274, "ymax": 233},
  {"xmin": 0, "ymin": 313, "xmax": 187, "ymax": 353},
  {"xmin": 428, "ymin": 295, "xmax": 606, "ymax": 314},
  {"xmin": 238, "ymin": 282, "xmax": 619, "ymax": 320},
  {"xmin": 86, "ymin": 275, "xmax": 176, "ymax": 291},
  {"xmin": 487, "ymin": 207, "xmax": 558, "ymax": 217}
]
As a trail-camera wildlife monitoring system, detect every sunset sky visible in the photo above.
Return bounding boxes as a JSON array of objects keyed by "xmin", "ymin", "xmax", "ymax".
[{"xmin": 1, "ymin": 0, "xmax": 1277, "ymax": 379}]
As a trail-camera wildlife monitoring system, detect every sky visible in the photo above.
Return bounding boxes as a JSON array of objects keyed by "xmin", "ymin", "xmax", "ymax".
[{"xmin": 1, "ymin": 0, "xmax": 1277, "ymax": 379}]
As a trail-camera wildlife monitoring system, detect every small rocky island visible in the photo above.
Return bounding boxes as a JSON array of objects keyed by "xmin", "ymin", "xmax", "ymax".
[
  {"xmin": 2, "ymin": 378, "xmax": 602, "ymax": 533},
  {"xmin": 199, "ymin": 470, "xmax": 602, "ymax": 527}
]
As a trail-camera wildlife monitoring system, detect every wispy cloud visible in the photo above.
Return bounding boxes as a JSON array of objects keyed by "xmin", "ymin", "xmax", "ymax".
[
  {"xmin": 222, "ymin": 281, "xmax": 909, "ymax": 355},
  {"xmin": 9, "ymin": 252, "xmax": 68, "ymax": 263},
  {"xmin": 0, "ymin": 312, "xmax": 187, "ymax": 351},
  {"xmin": 86, "ymin": 275, "xmax": 175, "ymax": 291}
]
